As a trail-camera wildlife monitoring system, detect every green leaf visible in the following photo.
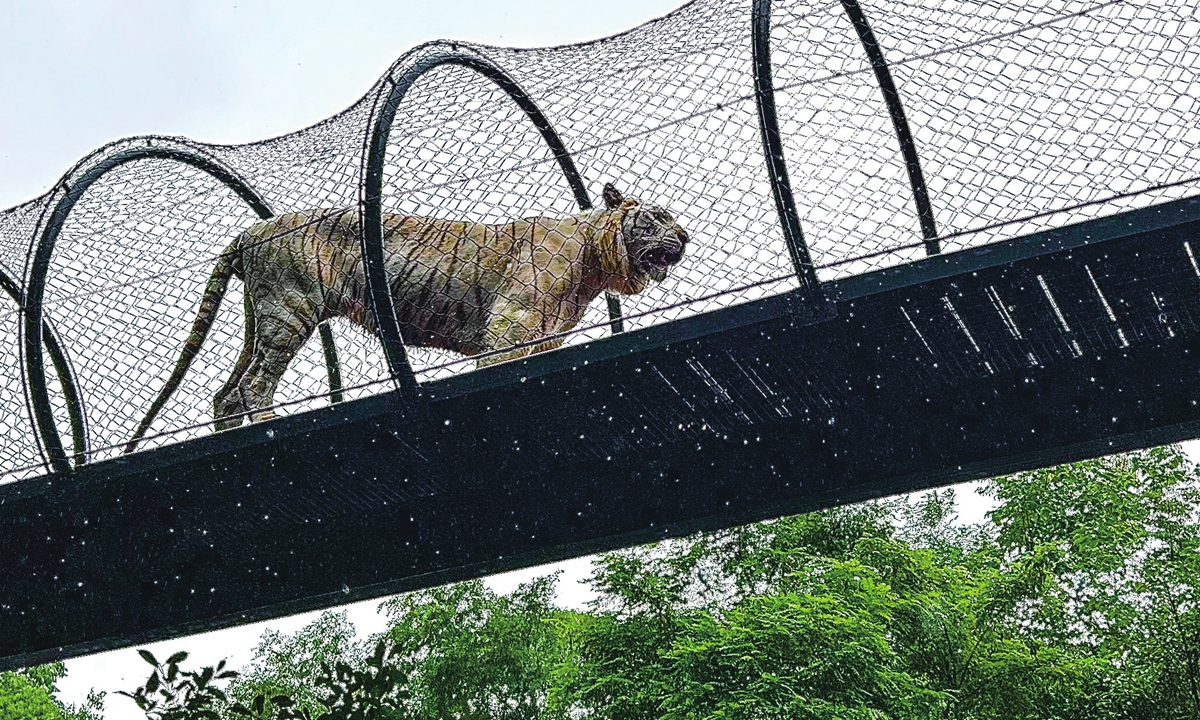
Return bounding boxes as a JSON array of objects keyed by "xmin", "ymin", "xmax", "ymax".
[{"xmin": 166, "ymin": 651, "xmax": 189, "ymax": 665}]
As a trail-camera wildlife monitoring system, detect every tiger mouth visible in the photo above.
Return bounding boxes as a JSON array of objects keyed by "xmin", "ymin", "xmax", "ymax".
[
  {"xmin": 636, "ymin": 257, "xmax": 674, "ymax": 283},
  {"xmin": 635, "ymin": 244, "xmax": 684, "ymax": 281}
]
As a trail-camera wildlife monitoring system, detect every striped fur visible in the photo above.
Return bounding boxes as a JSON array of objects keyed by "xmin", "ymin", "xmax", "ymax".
[{"xmin": 125, "ymin": 185, "xmax": 688, "ymax": 452}]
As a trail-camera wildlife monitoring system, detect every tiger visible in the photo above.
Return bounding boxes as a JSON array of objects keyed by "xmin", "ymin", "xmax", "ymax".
[{"xmin": 124, "ymin": 183, "xmax": 689, "ymax": 453}]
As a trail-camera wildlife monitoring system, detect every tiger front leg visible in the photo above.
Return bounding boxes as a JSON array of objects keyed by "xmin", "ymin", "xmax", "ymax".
[
  {"xmin": 214, "ymin": 345, "xmax": 289, "ymax": 428},
  {"xmin": 476, "ymin": 291, "xmax": 572, "ymax": 368}
]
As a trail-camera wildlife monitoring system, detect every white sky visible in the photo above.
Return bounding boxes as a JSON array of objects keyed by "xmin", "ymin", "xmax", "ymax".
[
  {"xmin": 4, "ymin": 2, "xmax": 1197, "ymax": 718},
  {"xmin": 0, "ymin": 0, "xmax": 690, "ymax": 209}
]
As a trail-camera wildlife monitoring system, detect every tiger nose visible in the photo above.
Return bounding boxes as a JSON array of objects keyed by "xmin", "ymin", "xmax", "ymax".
[{"xmin": 667, "ymin": 234, "xmax": 686, "ymax": 262}]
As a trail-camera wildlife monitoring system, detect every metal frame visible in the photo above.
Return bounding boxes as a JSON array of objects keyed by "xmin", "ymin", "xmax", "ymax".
[
  {"xmin": 9, "ymin": 194, "xmax": 1200, "ymax": 670},
  {"xmin": 0, "ymin": 268, "xmax": 88, "ymax": 468},
  {"xmin": 318, "ymin": 323, "xmax": 346, "ymax": 404},
  {"xmin": 839, "ymin": 0, "xmax": 941, "ymax": 255},
  {"xmin": 361, "ymin": 49, "xmax": 621, "ymax": 407},
  {"xmin": 22, "ymin": 145, "xmax": 348, "ymax": 473},
  {"xmin": 751, "ymin": 0, "xmax": 823, "ymax": 303}
]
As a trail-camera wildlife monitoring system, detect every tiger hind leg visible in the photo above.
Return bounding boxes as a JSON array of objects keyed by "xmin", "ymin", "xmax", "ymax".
[
  {"xmin": 214, "ymin": 358, "xmax": 254, "ymax": 430},
  {"xmin": 220, "ymin": 295, "xmax": 317, "ymax": 429}
]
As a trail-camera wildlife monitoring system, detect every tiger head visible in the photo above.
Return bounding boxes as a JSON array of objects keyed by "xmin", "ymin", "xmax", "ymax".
[{"xmin": 603, "ymin": 183, "xmax": 690, "ymax": 284}]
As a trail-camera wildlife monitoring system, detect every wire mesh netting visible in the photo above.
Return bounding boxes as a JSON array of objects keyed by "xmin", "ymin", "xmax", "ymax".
[{"xmin": 1, "ymin": 0, "xmax": 1197, "ymax": 479}]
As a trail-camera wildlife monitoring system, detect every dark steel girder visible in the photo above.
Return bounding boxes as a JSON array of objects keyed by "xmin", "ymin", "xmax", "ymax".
[{"xmin": 5, "ymin": 195, "xmax": 1200, "ymax": 671}]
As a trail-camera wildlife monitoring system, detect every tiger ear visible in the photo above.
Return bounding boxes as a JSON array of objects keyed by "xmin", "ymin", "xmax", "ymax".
[{"xmin": 602, "ymin": 183, "xmax": 624, "ymax": 210}]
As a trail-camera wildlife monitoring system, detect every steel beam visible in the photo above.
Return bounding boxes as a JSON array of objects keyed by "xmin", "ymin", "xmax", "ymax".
[{"xmin": 5, "ymin": 195, "xmax": 1200, "ymax": 670}]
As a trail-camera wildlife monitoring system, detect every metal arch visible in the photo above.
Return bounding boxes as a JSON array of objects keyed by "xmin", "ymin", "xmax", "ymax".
[
  {"xmin": 751, "ymin": 0, "xmax": 823, "ymax": 302},
  {"xmin": 362, "ymin": 50, "xmax": 620, "ymax": 400},
  {"xmin": 23, "ymin": 146, "xmax": 328, "ymax": 473},
  {"xmin": 839, "ymin": 0, "xmax": 941, "ymax": 255},
  {"xmin": 0, "ymin": 269, "xmax": 88, "ymax": 469},
  {"xmin": 319, "ymin": 323, "xmax": 345, "ymax": 404}
]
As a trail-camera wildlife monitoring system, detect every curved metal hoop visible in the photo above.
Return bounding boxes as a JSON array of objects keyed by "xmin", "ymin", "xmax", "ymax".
[
  {"xmin": 751, "ymin": 0, "xmax": 822, "ymax": 301},
  {"xmin": 362, "ymin": 50, "xmax": 616, "ymax": 401},
  {"xmin": 25, "ymin": 146, "xmax": 290, "ymax": 473},
  {"xmin": 839, "ymin": 0, "xmax": 940, "ymax": 255},
  {"xmin": 0, "ymin": 269, "xmax": 88, "ymax": 469}
]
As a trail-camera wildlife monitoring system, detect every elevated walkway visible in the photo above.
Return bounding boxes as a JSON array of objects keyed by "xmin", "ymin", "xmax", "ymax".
[{"xmin": 6, "ymin": 196, "xmax": 1200, "ymax": 668}]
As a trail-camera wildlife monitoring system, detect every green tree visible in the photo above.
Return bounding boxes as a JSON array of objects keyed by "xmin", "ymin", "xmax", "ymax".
[
  {"xmin": 560, "ymin": 503, "xmax": 946, "ymax": 719},
  {"xmin": 123, "ymin": 445, "xmax": 1200, "ymax": 720},
  {"xmin": 0, "ymin": 663, "xmax": 104, "ymax": 720},
  {"xmin": 118, "ymin": 651, "xmax": 238, "ymax": 720},
  {"xmin": 559, "ymin": 548, "xmax": 691, "ymax": 719},
  {"xmin": 0, "ymin": 671, "xmax": 65, "ymax": 720},
  {"xmin": 228, "ymin": 611, "xmax": 363, "ymax": 718},
  {"xmin": 985, "ymin": 445, "xmax": 1200, "ymax": 718},
  {"xmin": 379, "ymin": 575, "xmax": 571, "ymax": 720},
  {"xmin": 664, "ymin": 560, "xmax": 942, "ymax": 720},
  {"xmin": 230, "ymin": 638, "xmax": 413, "ymax": 720}
]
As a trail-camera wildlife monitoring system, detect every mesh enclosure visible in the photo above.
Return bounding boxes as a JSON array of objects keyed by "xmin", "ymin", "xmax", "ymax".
[{"xmin": 1, "ymin": 0, "xmax": 1197, "ymax": 479}]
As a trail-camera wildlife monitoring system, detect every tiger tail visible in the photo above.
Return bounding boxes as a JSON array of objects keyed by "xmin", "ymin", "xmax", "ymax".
[{"xmin": 124, "ymin": 239, "xmax": 242, "ymax": 453}]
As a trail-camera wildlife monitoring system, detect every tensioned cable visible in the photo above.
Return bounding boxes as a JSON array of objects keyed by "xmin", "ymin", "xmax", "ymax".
[
  {"xmin": 84, "ymin": 272, "xmax": 805, "ymax": 456},
  {"xmin": 313, "ymin": 3, "xmax": 837, "ymax": 149},
  {"xmin": 814, "ymin": 173, "xmax": 1200, "ymax": 272},
  {"xmin": 356, "ymin": 0, "xmax": 1126, "ymax": 207},
  {"xmin": 0, "ymin": 0, "xmax": 1121, "ymax": 233}
]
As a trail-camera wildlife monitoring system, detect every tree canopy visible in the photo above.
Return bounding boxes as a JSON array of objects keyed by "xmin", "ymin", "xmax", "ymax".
[
  {"xmin": 0, "ymin": 663, "xmax": 103, "ymax": 720},
  {"xmin": 9, "ymin": 445, "xmax": 1200, "ymax": 719}
]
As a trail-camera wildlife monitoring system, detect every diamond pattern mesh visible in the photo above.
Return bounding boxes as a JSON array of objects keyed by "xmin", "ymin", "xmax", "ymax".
[{"xmin": 1, "ymin": 0, "xmax": 1196, "ymax": 478}]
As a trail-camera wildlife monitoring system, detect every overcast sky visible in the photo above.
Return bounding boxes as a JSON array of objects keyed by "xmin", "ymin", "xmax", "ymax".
[{"xmin": 0, "ymin": 0, "xmax": 693, "ymax": 209}]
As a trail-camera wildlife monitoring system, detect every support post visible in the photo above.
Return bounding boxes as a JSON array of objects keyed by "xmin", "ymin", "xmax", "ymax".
[
  {"xmin": 840, "ymin": 0, "xmax": 940, "ymax": 255},
  {"xmin": 25, "ymin": 146, "xmax": 281, "ymax": 472},
  {"xmin": 751, "ymin": 0, "xmax": 823, "ymax": 303},
  {"xmin": 0, "ymin": 270, "xmax": 88, "ymax": 468},
  {"xmin": 319, "ymin": 322, "xmax": 345, "ymax": 404}
]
